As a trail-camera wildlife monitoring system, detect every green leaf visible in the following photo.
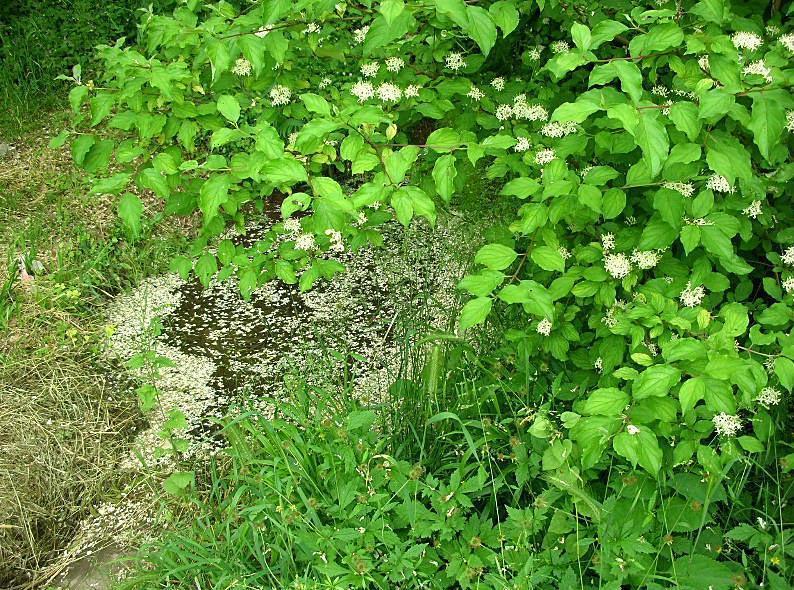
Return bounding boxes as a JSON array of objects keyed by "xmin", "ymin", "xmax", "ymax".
[
  {"xmin": 679, "ymin": 378, "xmax": 706, "ymax": 417},
  {"xmin": 464, "ymin": 6, "xmax": 497, "ymax": 56},
  {"xmin": 380, "ymin": 0, "xmax": 404, "ymax": 25},
  {"xmin": 475, "ymin": 244, "xmax": 517, "ymax": 270},
  {"xmin": 629, "ymin": 22, "xmax": 683, "ymax": 57},
  {"xmin": 217, "ymin": 95, "xmax": 240, "ymax": 123},
  {"xmin": 551, "ymin": 98, "xmax": 602, "ymax": 123},
  {"xmin": 669, "ymin": 102, "xmax": 701, "ymax": 141},
  {"xmin": 425, "ymin": 128, "xmax": 461, "ymax": 152},
  {"xmin": 263, "ymin": 157, "xmax": 308, "ymax": 185},
  {"xmin": 457, "ymin": 270, "xmax": 504, "ymax": 296},
  {"xmin": 199, "ymin": 174, "xmax": 231, "ymax": 224},
  {"xmin": 432, "ymin": 155, "xmax": 457, "ymax": 202},
  {"xmin": 748, "ymin": 90, "xmax": 788, "ymax": 162},
  {"xmin": 163, "ymin": 471, "xmax": 195, "ymax": 496},
  {"xmin": 391, "ymin": 188, "xmax": 414, "ymax": 226},
  {"xmin": 632, "ymin": 365, "xmax": 681, "ymax": 399},
  {"xmin": 634, "ymin": 112, "xmax": 669, "ymax": 178},
  {"xmin": 691, "ymin": 0, "xmax": 727, "ymax": 23},
  {"xmin": 531, "ymin": 245, "xmax": 565, "ymax": 272},
  {"xmin": 489, "ymin": 1, "xmax": 519, "ymax": 37},
  {"xmin": 613, "ymin": 430, "xmax": 662, "ymax": 474},
  {"xmin": 498, "ymin": 280, "xmax": 553, "ymax": 317},
  {"xmin": 195, "ymin": 253, "xmax": 217, "ymax": 286},
  {"xmin": 69, "ymin": 85, "xmax": 89, "ymax": 113},
  {"xmin": 301, "ymin": 93, "xmax": 332, "ymax": 117},
  {"xmin": 582, "ymin": 388, "xmax": 629, "ymax": 416},
  {"xmin": 571, "ymin": 23, "xmax": 592, "ymax": 51},
  {"xmin": 459, "ymin": 297, "xmax": 492, "ymax": 330},
  {"xmin": 613, "ymin": 61, "xmax": 643, "ymax": 104},
  {"xmin": 672, "ymin": 555, "xmax": 734, "ymax": 590},
  {"xmin": 775, "ymin": 357, "xmax": 794, "ymax": 391},
  {"xmin": 698, "ymin": 89, "xmax": 734, "ymax": 122},
  {"xmin": 706, "ymin": 132, "xmax": 752, "ymax": 184},
  {"xmin": 91, "ymin": 173, "xmax": 131, "ymax": 195},
  {"xmin": 118, "ymin": 193, "xmax": 143, "ymax": 238},
  {"xmin": 589, "ymin": 20, "xmax": 628, "ymax": 49},
  {"xmin": 545, "ymin": 51, "xmax": 589, "ymax": 80},
  {"xmin": 71, "ymin": 134, "xmax": 96, "ymax": 167},
  {"xmin": 501, "ymin": 177, "xmax": 540, "ymax": 198}
]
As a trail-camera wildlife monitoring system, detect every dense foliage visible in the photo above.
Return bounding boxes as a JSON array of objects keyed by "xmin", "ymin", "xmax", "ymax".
[{"xmin": 60, "ymin": 0, "xmax": 794, "ymax": 587}]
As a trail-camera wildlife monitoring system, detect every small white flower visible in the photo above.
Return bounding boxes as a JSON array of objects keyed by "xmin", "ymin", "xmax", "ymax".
[
  {"xmin": 743, "ymin": 200, "xmax": 763, "ymax": 219},
  {"xmin": 550, "ymin": 40, "xmax": 570, "ymax": 54},
  {"xmin": 558, "ymin": 247, "xmax": 571, "ymax": 260},
  {"xmin": 712, "ymin": 412, "xmax": 743, "ymax": 437},
  {"xmin": 350, "ymin": 80, "xmax": 375, "ymax": 102},
  {"xmin": 706, "ymin": 174, "xmax": 734, "ymax": 194},
  {"xmin": 303, "ymin": 22, "xmax": 320, "ymax": 34},
  {"xmin": 731, "ymin": 31, "xmax": 764, "ymax": 51},
  {"xmin": 627, "ymin": 424, "xmax": 640, "ymax": 436},
  {"xmin": 534, "ymin": 148, "xmax": 556, "ymax": 165},
  {"xmin": 385, "ymin": 57, "xmax": 405, "ymax": 73},
  {"xmin": 445, "ymin": 52, "xmax": 466, "ymax": 71},
  {"xmin": 779, "ymin": 33, "xmax": 794, "ymax": 53},
  {"xmin": 467, "ymin": 86, "xmax": 484, "ymax": 101},
  {"xmin": 514, "ymin": 137, "xmax": 531, "ymax": 152},
  {"xmin": 255, "ymin": 25, "xmax": 273, "ymax": 38},
  {"xmin": 491, "ymin": 77, "xmax": 505, "ymax": 91},
  {"xmin": 756, "ymin": 387, "xmax": 781, "ymax": 408},
  {"xmin": 601, "ymin": 233, "xmax": 615, "ymax": 252},
  {"xmin": 295, "ymin": 233, "xmax": 316, "ymax": 251},
  {"xmin": 680, "ymin": 282, "xmax": 706, "ymax": 307},
  {"xmin": 604, "ymin": 253, "xmax": 631, "ymax": 279},
  {"xmin": 594, "ymin": 357, "xmax": 603, "ymax": 372},
  {"xmin": 743, "ymin": 60, "xmax": 773, "ymax": 83},
  {"xmin": 404, "ymin": 84, "xmax": 420, "ymax": 98},
  {"xmin": 360, "ymin": 62, "xmax": 380, "ymax": 78},
  {"xmin": 662, "ymin": 182, "xmax": 695, "ymax": 198},
  {"xmin": 784, "ymin": 277, "xmax": 794, "ymax": 293},
  {"xmin": 318, "ymin": 77, "xmax": 332, "ymax": 89},
  {"xmin": 269, "ymin": 85, "xmax": 292, "ymax": 106},
  {"xmin": 536, "ymin": 318, "xmax": 552, "ymax": 336},
  {"xmin": 526, "ymin": 47, "xmax": 542, "ymax": 61},
  {"xmin": 283, "ymin": 218, "xmax": 301, "ymax": 234},
  {"xmin": 353, "ymin": 26, "xmax": 370, "ymax": 44},
  {"xmin": 376, "ymin": 82, "xmax": 402, "ymax": 102},
  {"xmin": 782, "ymin": 246, "xmax": 794, "ymax": 266},
  {"xmin": 539, "ymin": 121, "xmax": 577, "ymax": 138},
  {"xmin": 513, "ymin": 98, "xmax": 548, "ymax": 121},
  {"xmin": 698, "ymin": 55, "xmax": 710, "ymax": 71},
  {"xmin": 766, "ymin": 25, "xmax": 780, "ymax": 36},
  {"xmin": 786, "ymin": 111, "xmax": 794, "ymax": 133},
  {"xmin": 495, "ymin": 104, "xmax": 513, "ymax": 121},
  {"xmin": 630, "ymin": 250, "xmax": 660, "ymax": 270},
  {"xmin": 324, "ymin": 229, "xmax": 345, "ymax": 253},
  {"xmin": 651, "ymin": 85, "xmax": 669, "ymax": 97},
  {"xmin": 232, "ymin": 58, "xmax": 252, "ymax": 76}
]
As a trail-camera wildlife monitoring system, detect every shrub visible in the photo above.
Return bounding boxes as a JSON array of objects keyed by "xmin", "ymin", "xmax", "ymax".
[{"xmin": 62, "ymin": 0, "xmax": 794, "ymax": 586}]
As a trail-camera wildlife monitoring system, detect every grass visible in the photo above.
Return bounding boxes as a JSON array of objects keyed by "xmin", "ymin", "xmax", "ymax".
[{"xmin": 0, "ymin": 116, "xmax": 193, "ymax": 588}]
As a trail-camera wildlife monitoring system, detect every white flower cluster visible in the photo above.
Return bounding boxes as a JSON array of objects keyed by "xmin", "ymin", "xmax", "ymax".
[
  {"xmin": 712, "ymin": 412, "xmax": 743, "ymax": 437},
  {"xmin": 534, "ymin": 148, "xmax": 556, "ymax": 165},
  {"xmin": 626, "ymin": 424, "xmax": 641, "ymax": 435},
  {"xmin": 786, "ymin": 110, "xmax": 794, "ymax": 133},
  {"xmin": 385, "ymin": 57, "xmax": 405, "ymax": 72},
  {"xmin": 270, "ymin": 85, "xmax": 292, "ymax": 106},
  {"xmin": 514, "ymin": 137, "xmax": 531, "ymax": 152},
  {"xmin": 742, "ymin": 60, "xmax": 773, "ymax": 83},
  {"xmin": 303, "ymin": 22, "xmax": 320, "ymax": 34},
  {"xmin": 324, "ymin": 229, "xmax": 345, "ymax": 253},
  {"xmin": 350, "ymin": 80, "xmax": 375, "ymax": 102},
  {"xmin": 318, "ymin": 77, "xmax": 332, "ymax": 89},
  {"xmin": 467, "ymin": 86, "xmax": 484, "ymax": 101},
  {"xmin": 540, "ymin": 121, "xmax": 577, "ymax": 138},
  {"xmin": 495, "ymin": 104, "xmax": 513, "ymax": 120},
  {"xmin": 232, "ymin": 58, "xmax": 252, "ymax": 76},
  {"xmin": 781, "ymin": 246, "xmax": 794, "ymax": 265},
  {"xmin": 445, "ymin": 52, "xmax": 466, "ymax": 71},
  {"xmin": 353, "ymin": 26, "xmax": 369, "ymax": 44},
  {"xmin": 680, "ymin": 281, "xmax": 706, "ymax": 307},
  {"xmin": 491, "ymin": 77, "xmax": 505, "ymax": 91},
  {"xmin": 536, "ymin": 318, "xmax": 552, "ymax": 336},
  {"xmin": 377, "ymin": 82, "xmax": 402, "ymax": 102},
  {"xmin": 756, "ymin": 386, "xmax": 781, "ymax": 408},
  {"xmin": 784, "ymin": 277, "xmax": 794, "ymax": 293},
  {"xmin": 405, "ymin": 84, "xmax": 420, "ymax": 98},
  {"xmin": 284, "ymin": 217, "xmax": 301, "ymax": 234},
  {"xmin": 601, "ymin": 232, "xmax": 615, "ymax": 252},
  {"xmin": 361, "ymin": 62, "xmax": 380, "ymax": 77},
  {"xmin": 526, "ymin": 47, "xmax": 542, "ymax": 61},
  {"xmin": 731, "ymin": 31, "xmax": 764, "ymax": 51},
  {"xmin": 255, "ymin": 25, "xmax": 273, "ymax": 38},
  {"xmin": 743, "ymin": 200, "xmax": 763, "ymax": 219},
  {"xmin": 630, "ymin": 250, "xmax": 660, "ymax": 270},
  {"xmin": 604, "ymin": 253, "xmax": 631, "ymax": 279},
  {"xmin": 550, "ymin": 40, "xmax": 570, "ymax": 54},
  {"xmin": 706, "ymin": 174, "xmax": 734, "ymax": 193},
  {"xmin": 662, "ymin": 181, "xmax": 695, "ymax": 198},
  {"xmin": 698, "ymin": 55, "xmax": 710, "ymax": 71},
  {"xmin": 295, "ymin": 233, "xmax": 316, "ymax": 251},
  {"xmin": 594, "ymin": 357, "xmax": 603, "ymax": 372},
  {"xmin": 558, "ymin": 246, "xmax": 571, "ymax": 260},
  {"xmin": 651, "ymin": 85, "xmax": 669, "ymax": 97},
  {"xmin": 780, "ymin": 33, "xmax": 794, "ymax": 53},
  {"xmin": 766, "ymin": 24, "xmax": 780, "ymax": 36},
  {"xmin": 513, "ymin": 95, "xmax": 549, "ymax": 121}
]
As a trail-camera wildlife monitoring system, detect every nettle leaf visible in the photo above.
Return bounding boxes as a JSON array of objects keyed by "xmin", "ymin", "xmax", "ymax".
[
  {"xmin": 118, "ymin": 192, "xmax": 143, "ymax": 238},
  {"xmin": 216, "ymin": 94, "xmax": 240, "ymax": 124},
  {"xmin": 459, "ymin": 297, "xmax": 492, "ymax": 331},
  {"xmin": 432, "ymin": 155, "xmax": 457, "ymax": 202},
  {"xmin": 632, "ymin": 365, "xmax": 681, "ymax": 399},
  {"xmin": 475, "ymin": 244, "xmax": 517, "ymax": 270}
]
